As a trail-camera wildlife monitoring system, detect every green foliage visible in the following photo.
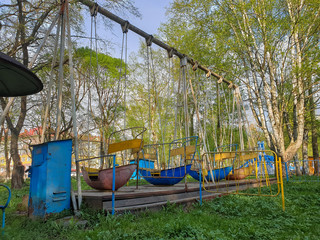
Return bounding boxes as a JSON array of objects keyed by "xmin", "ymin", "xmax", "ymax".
[
  {"xmin": 74, "ymin": 47, "xmax": 125, "ymax": 81},
  {"xmin": 127, "ymin": 46, "xmax": 179, "ymax": 143},
  {"xmin": 162, "ymin": 0, "xmax": 320, "ymax": 158},
  {"xmin": 1, "ymin": 178, "xmax": 320, "ymax": 239}
]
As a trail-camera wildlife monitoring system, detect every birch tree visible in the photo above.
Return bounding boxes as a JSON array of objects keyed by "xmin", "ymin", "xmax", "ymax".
[{"xmin": 163, "ymin": 0, "xmax": 320, "ymax": 163}]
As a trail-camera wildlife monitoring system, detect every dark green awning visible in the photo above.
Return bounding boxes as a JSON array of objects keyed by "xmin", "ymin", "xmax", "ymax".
[{"xmin": 0, "ymin": 52, "xmax": 43, "ymax": 97}]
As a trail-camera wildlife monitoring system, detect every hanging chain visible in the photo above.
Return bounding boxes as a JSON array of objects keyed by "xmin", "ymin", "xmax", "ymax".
[
  {"xmin": 112, "ymin": 28, "xmax": 127, "ymax": 132},
  {"xmin": 230, "ymin": 88, "xmax": 236, "ymax": 151},
  {"xmin": 54, "ymin": 3, "xmax": 66, "ymax": 140},
  {"xmin": 239, "ymin": 93, "xmax": 255, "ymax": 150},
  {"xmin": 123, "ymin": 29, "xmax": 128, "ymax": 131},
  {"xmin": 150, "ymin": 48, "xmax": 163, "ymax": 144},
  {"xmin": 162, "ymin": 51, "xmax": 174, "ymax": 144},
  {"xmin": 146, "ymin": 35, "xmax": 152, "ymax": 143},
  {"xmin": 66, "ymin": 0, "xmax": 81, "ymax": 210},
  {"xmin": 87, "ymin": 11, "xmax": 95, "ymax": 159},
  {"xmin": 180, "ymin": 56, "xmax": 188, "ymax": 139},
  {"xmin": 41, "ymin": 14, "xmax": 61, "ymax": 143},
  {"xmin": 174, "ymin": 67, "xmax": 181, "ymax": 140}
]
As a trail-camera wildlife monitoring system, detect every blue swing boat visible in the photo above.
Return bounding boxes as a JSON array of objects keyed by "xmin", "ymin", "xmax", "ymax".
[
  {"xmin": 138, "ymin": 136, "xmax": 198, "ymax": 186},
  {"xmin": 189, "ymin": 166, "xmax": 233, "ymax": 182},
  {"xmin": 189, "ymin": 151, "xmax": 236, "ymax": 182},
  {"xmin": 139, "ymin": 164, "xmax": 192, "ymax": 185}
]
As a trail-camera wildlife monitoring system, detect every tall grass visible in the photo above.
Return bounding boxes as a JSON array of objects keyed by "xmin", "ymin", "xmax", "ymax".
[{"xmin": 1, "ymin": 177, "xmax": 319, "ymax": 240}]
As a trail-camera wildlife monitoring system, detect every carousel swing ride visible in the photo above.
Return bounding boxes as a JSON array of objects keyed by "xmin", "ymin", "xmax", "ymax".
[{"xmin": 35, "ymin": 0, "xmax": 266, "ymax": 213}]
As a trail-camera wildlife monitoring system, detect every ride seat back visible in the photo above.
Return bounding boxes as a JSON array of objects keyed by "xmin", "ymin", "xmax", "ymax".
[
  {"xmin": 239, "ymin": 153, "xmax": 258, "ymax": 161},
  {"xmin": 108, "ymin": 139, "xmax": 143, "ymax": 154},
  {"xmin": 170, "ymin": 145, "xmax": 196, "ymax": 158}
]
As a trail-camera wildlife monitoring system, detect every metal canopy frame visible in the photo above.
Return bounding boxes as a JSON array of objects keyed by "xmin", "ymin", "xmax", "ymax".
[{"xmin": 0, "ymin": 52, "xmax": 43, "ymax": 97}]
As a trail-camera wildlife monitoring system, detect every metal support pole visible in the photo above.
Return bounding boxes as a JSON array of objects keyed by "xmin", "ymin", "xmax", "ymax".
[
  {"xmin": 279, "ymin": 157, "xmax": 285, "ymax": 211},
  {"xmin": 41, "ymin": 14, "xmax": 62, "ymax": 143},
  {"xmin": 112, "ymin": 155, "xmax": 116, "ymax": 215},
  {"xmin": 1, "ymin": 210, "xmax": 4, "ymax": 229},
  {"xmin": 29, "ymin": 13, "xmax": 60, "ymax": 69},
  {"xmin": 54, "ymin": 7, "xmax": 66, "ymax": 140},
  {"xmin": 184, "ymin": 144, "xmax": 187, "ymax": 191},
  {"xmin": 66, "ymin": 1, "xmax": 81, "ymax": 209},
  {"xmin": 199, "ymin": 159, "xmax": 202, "ymax": 206},
  {"xmin": 136, "ymin": 157, "xmax": 139, "ymax": 190},
  {"xmin": 285, "ymin": 162, "xmax": 289, "ymax": 182}
]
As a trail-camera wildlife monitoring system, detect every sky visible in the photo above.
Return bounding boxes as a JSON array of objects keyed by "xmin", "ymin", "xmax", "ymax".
[
  {"xmin": 82, "ymin": 0, "xmax": 173, "ymax": 58},
  {"xmin": 128, "ymin": 0, "xmax": 172, "ymax": 50}
]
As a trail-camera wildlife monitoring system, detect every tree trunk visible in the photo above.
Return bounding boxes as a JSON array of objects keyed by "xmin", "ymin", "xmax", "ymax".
[
  {"xmin": 10, "ymin": 132, "xmax": 25, "ymax": 188},
  {"xmin": 312, "ymin": 139, "xmax": 319, "ymax": 176},
  {"xmin": 7, "ymin": 0, "xmax": 29, "ymax": 189},
  {"xmin": 308, "ymin": 90, "xmax": 319, "ymax": 175},
  {"xmin": 100, "ymin": 132, "xmax": 106, "ymax": 168},
  {"xmin": 1, "ymin": 95, "xmax": 27, "ymax": 189},
  {"xmin": 293, "ymin": 154, "xmax": 302, "ymax": 176},
  {"xmin": 4, "ymin": 128, "xmax": 11, "ymax": 180},
  {"xmin": 189, "ymin": 108, "xmax": 195, "ymax": 138},
  {"xmin": 292, "ymin": 105, "xmax": 302, "ymax": 176},
  {"xmin": 302, "ymin": 128, "xmax": 309, "ymax": 175}
]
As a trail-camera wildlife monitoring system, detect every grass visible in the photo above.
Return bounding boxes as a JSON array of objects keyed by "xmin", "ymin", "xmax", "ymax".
[{"xmin": 1, "ymin": 177, "xmax": 320, "ymax": 240}]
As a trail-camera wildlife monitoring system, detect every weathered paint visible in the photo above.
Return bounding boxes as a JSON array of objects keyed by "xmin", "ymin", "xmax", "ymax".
[
  {"xmin": 82, "ymin": 164, "xmax": 136, "ymax": 190},
  {"xmin": 28, "ymin": 139, "xmax": 72, "ymax": 218}
]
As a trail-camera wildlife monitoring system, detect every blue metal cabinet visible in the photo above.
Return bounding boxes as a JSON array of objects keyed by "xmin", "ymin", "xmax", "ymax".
[{"xmin": 28, "ymin": 139, "xmax": 72, "ymax": 218}]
